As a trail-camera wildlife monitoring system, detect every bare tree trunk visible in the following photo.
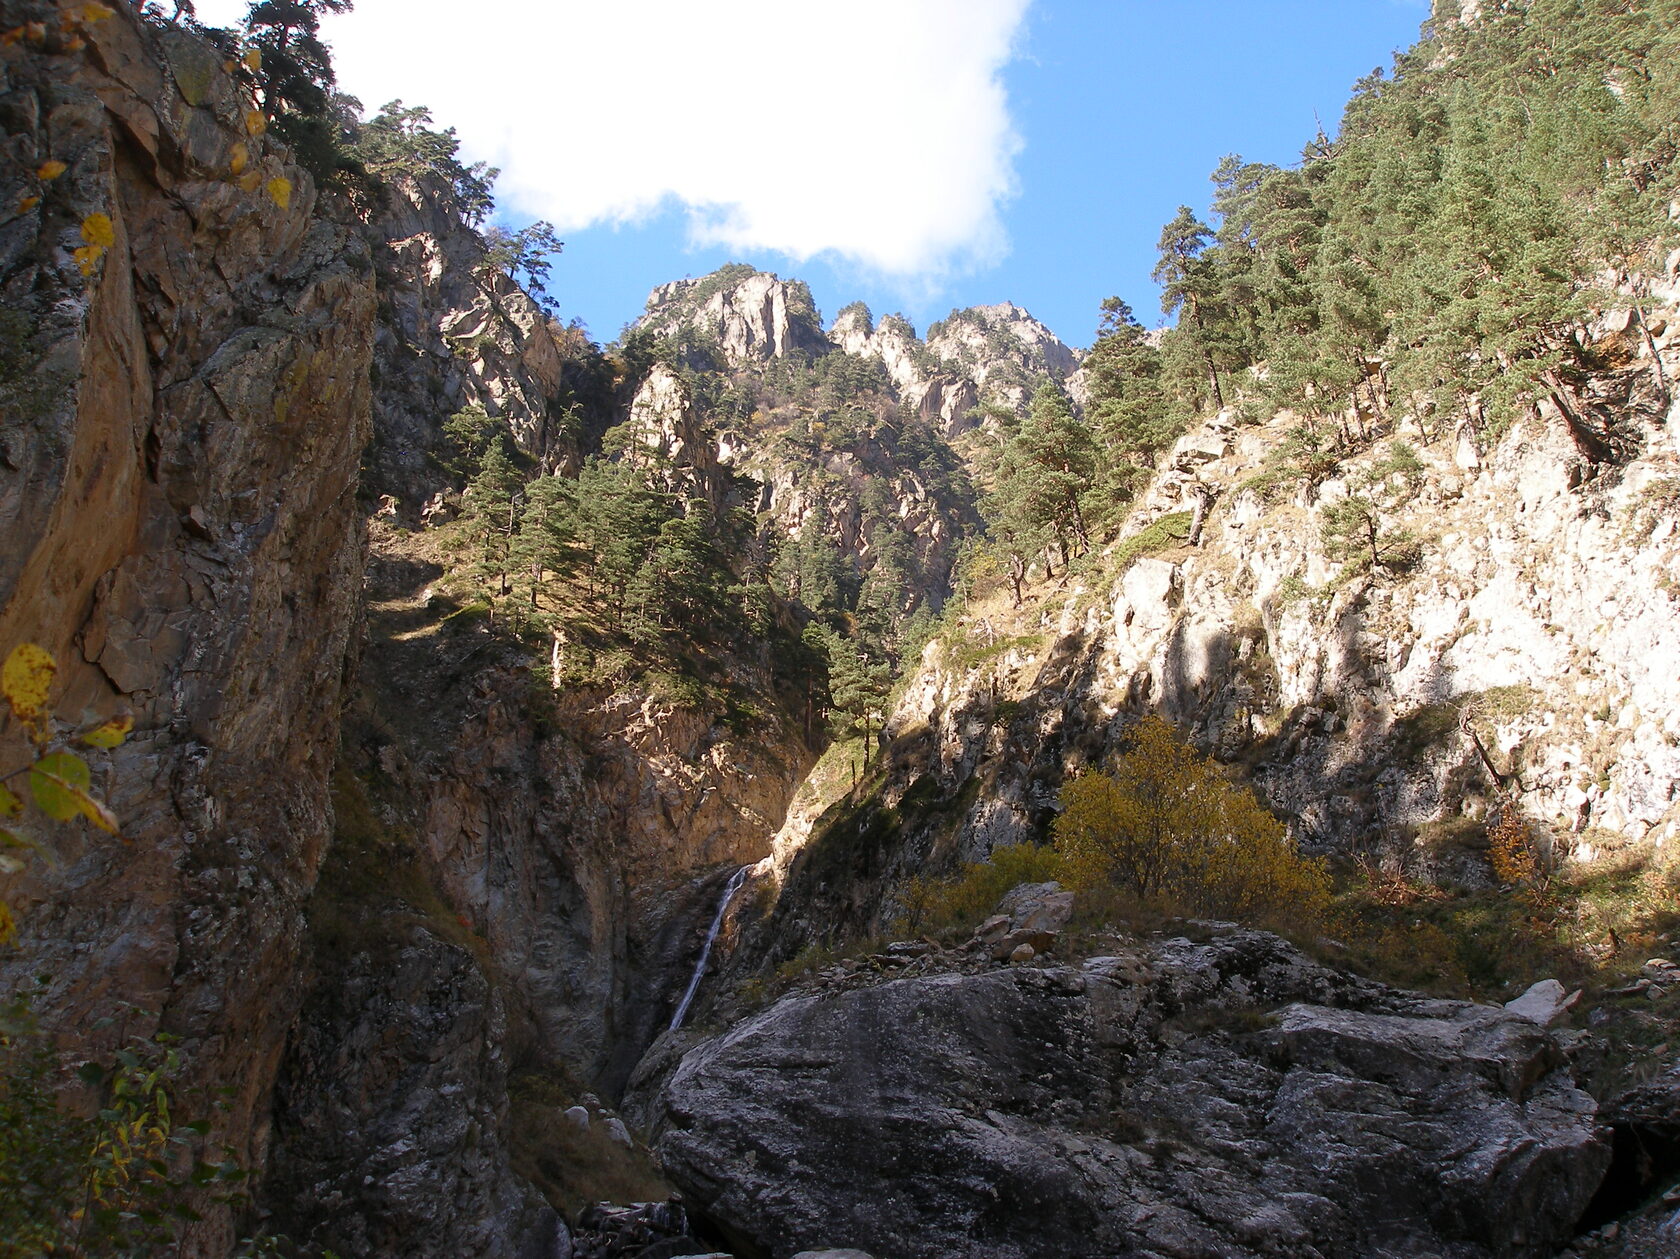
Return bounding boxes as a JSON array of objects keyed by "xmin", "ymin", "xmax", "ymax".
[
  {"xmin": 1634, "ymin": 301, "xmax": 1671, "ymax": 402},
  {"xmin": 1187, "ymin": 484, "xmax": 1213, "ymax": 547}
]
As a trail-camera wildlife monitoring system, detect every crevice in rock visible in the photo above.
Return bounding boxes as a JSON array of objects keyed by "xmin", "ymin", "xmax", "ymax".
[{"xmin": 1577, "ymin": 1113, "xmax": 1680, "ymax": 1233}]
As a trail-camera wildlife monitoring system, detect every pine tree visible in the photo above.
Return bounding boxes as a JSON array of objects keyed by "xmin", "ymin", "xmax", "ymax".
[
  {"xmin": 1085, "ymin": 297, "xmax": 1174, "ymax": 478},
  {"xmin": 1153, "ymin": 206, "xmax": 1226, "ymax": 411},
  {"xmin": 461, "ymin": 442, "xmax": 524, "ymax": 608}
]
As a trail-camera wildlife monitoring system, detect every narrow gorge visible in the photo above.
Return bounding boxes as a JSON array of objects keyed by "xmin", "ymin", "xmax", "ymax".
[{"xmin": 1, "ymin": 3, "xmax": 1677, "ymax": 1258}]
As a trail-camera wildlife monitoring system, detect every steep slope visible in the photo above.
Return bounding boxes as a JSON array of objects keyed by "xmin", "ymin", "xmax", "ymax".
[{"xmin": 0, "ymin": 3, "xmax": 372, "ymax": 1242}]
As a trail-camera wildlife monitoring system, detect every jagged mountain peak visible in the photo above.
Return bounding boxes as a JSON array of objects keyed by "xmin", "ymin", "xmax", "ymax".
[
  {"xmin": 925, "ymin": 300, "xmax": 1082, "ymax": 381},
  {"xmin": 636, "ymin": 264, "xmax": 826, "ymax": 366}
]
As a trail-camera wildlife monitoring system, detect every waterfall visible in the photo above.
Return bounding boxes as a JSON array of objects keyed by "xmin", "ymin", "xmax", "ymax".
[{"xmin": 669, "ymin": 865, "xmax": 751, "ymax": 1032}]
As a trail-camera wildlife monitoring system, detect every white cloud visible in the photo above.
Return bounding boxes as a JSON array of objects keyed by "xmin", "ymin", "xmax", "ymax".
[{"xmin": 195, "ymin": 0, "xmax": 1031, "ymax": 279}]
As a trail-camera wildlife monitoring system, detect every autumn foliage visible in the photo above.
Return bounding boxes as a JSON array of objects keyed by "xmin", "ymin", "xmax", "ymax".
[{"xmin": 1053, "ymin": 716, "xmax": 1330, "ymax": 927}]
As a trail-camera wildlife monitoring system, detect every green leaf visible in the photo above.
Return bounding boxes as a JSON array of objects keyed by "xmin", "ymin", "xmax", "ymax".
[
  {"xmin": 30, "ymin": 751, "xmax": 90, "ymax": 821},
  {"xmin": 77, "ymin": 1061, "xmax": 106, "ymax": 1087},
  {"xmin": 28, "ymin": 751, "xmax": 118, "ymax": 834},
  {"xmin": 0, "ymin": 783, "xmax": 21, "ymax": 817}
]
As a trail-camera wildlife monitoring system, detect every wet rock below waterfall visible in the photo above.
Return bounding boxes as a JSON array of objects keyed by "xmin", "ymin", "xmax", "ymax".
[{"xmin": 654, "ymin": 928, "xmax": 1609, "ymax": 1259}]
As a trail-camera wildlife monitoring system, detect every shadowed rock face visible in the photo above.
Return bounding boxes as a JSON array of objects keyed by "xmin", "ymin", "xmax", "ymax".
[
  {"xmin": 0, "ymin": 2, "xmax": 372, "ymax": 1206},
  {"xmin": 654, "ymin": 930, "xmax": 1608, "ymax": 1259}
]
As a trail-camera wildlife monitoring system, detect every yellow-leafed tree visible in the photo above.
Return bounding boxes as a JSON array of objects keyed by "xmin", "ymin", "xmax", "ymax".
[{"xmin": 1053, "ymin": 716, "xmax": 1329, "ymax": 925}]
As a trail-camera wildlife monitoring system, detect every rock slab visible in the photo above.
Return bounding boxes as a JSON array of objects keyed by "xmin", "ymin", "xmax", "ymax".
[{"xmin": 657, "ymin": 930, "xmax": 1609, "ymax": 1259}]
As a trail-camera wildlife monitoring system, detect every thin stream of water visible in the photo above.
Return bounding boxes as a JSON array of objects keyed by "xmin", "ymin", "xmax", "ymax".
[{"xmin": 669, "ymin": 865, "xmax": 750, "ymax": 1031}]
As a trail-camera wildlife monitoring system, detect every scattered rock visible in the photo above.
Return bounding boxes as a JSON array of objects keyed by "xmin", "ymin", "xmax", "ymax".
[
  {"xmin": 1505, "ymin": 978, "xmax": 1582, "ymax": 1026},
  {"xmin": 989, "ymin": 928, "xmax": 1055, "ymax": 962},
  {"xmin": 563, "ymin": 1106, "xmax": 590, "ymax": 1131},
  {"xmin": 603, "ymin": 1117, "xmax": 634, "ymax": 1148},
  {"xmin": 571, "ymin": 1202, "xmax": 693, "ymax": 1259},
  {"xmin": 995, "ymin": 881, "xmax": 1075, "ymax": 934}
]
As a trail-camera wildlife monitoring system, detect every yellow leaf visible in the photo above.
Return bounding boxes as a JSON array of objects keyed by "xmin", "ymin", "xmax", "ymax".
[
  {"xmin": 79, "ymin": 715, "xmax": 132, "ymax": 749},
  {"xmin": 65, "ymin": 34, "xmax": 85, "ymax": 52},
  {"xmin": 229, "ymin": 141, "xmax": 248, "ymax": 176},
  {"xmin": 238, "ymin": 171, "xmax": 262, "ymax": 193},
  {"xmin": 265, "ymin": 177, "xmax": 292, "ymax": 210},
  {"xmin": 18, "ymin": 194, "xmax": 40, "ymax": 213},
  {"xmin": 79, "ymin": 3, "xmax": 116, "ymax": 21},
  {"xmin": 73, "ymin": 244, "xmax": 104, "ymax": 275},
  {"xmin": 77, "ymin": 792, "xmax": 120, "ymax": 836},
  {"xmin": 3, "ymin": 643, "xmax": 55, "ymax": 727},
  {"xmin": 244, "ymin": 110, "xmax": 267, "ymax": 137},
  {"xmin": 80, "ymin": 212, "xmax": 115, "ymax": 248},
  {"xmin": 243, "ymin": 47, "xmax": 261, "ymax": 72},
  {"xmin": 37, "ymin": 160, "xmax": 67, "ymax": 180}
]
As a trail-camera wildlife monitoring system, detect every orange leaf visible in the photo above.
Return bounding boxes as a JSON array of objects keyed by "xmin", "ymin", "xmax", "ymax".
[
  {"xmin": 17, "ymin": 195, "xmax": 40, "ymax": 213},
  {"xmin": 229, "ymin": 142, "xmax": 248, "ymax": 176},
  {"xmin": 37, "ymin": 160, "xmax": 67, "ymax": 181}
]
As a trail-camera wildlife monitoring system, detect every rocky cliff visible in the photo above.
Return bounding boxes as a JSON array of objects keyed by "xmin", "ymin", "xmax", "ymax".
[
  {"xmin": 817, "ymin": 296, "xmax": 1680, "ymax": 895},
  {"xmin": 6, "ymin": 9, "xmax": 1677, "ymax": 1258},
  {"xmin": 364, "ymin": 170, "xmax": 598, "ymax": 520},
  {"xmin": 0, "ymin": 4, "xmax": 372, "ymax": 1246}
]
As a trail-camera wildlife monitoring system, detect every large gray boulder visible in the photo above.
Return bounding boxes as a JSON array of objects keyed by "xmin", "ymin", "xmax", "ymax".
[{"xmin": 655, "ymin": 930, "xmax": 1608, "ymax": 1259}]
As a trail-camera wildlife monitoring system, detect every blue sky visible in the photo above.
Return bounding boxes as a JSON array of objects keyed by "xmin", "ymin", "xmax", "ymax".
[{"xmin": 196, "ymin": 1, "xmax": 1432, "ymax": 349}]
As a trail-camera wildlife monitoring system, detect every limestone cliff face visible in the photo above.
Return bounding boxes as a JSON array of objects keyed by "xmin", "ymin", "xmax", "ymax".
[
  {"xmin": 830, "ymin": 301, "xmax": 1084, "ymax": 434},
  {"xmin": 364, "ymin": 173, "xmax": 586, "ymax": 518},
  {"xmin": 640, "ymin": 269, "xmax": 828, "ymax": 366},
  {"xmin": 873, "ymin": 292, "xmax": 1680, "ymax": 883},
  {"xmin": 0, "ymin": 0, "xmax": 372, "ymax": 1220}
]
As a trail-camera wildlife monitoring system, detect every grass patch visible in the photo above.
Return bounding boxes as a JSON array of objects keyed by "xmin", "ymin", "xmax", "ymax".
[
  {"xmin": 1110, "ymin": 511, "xmax": 1193, "ymax": 573},
  {"xmin": 505, "ymin": 1073, "xmax": 670, "ymax": 1218},
  {"xmin": 1328, "ymin": 848, "xmax": 1680, "ymax": 1001},
  {"xmin": 311, "ymin": 763, "xmax": 490, "ymax": 970},
  {"xmin": 943, "ymin": 631, "xmax": 1043, "ymax": 673},
  {"xmin": 895, "ymin": 843, "xmax": 1066, "ymax": 939},
  {"xmin": 1479, "ymin": 683, "xmax": 1538, "ymax": 721},
  {"xmin": 1390, "ymin": 700, "xmax": 1463, "ymax": 764}
]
